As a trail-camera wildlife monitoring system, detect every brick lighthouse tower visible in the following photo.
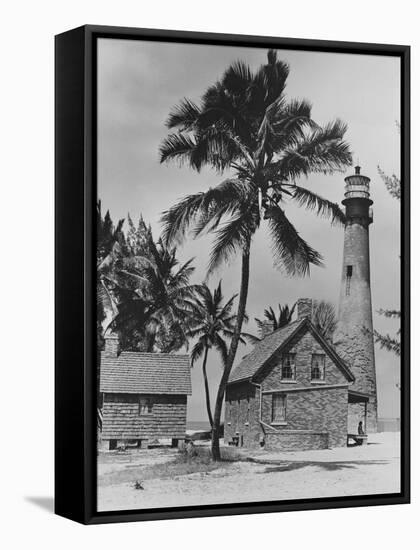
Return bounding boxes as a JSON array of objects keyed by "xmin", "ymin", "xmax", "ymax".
[{"xmin": 336, "ymin": 166, "xmax": 378, "ymax": 433}]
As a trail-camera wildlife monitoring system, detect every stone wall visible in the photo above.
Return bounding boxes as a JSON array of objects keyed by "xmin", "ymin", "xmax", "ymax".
[
  {"xmin": 336, "ymin": 217, "xmax": 378, "ymax": 432},
  {"xmin": 224, "ymin": 382, "xmax": 262, "ymax": 448},
  {"xmin": 258, "ymin": 329, "xmax": 349, "ymax": 391},
  {"xmin": 265, "ymin": 431, "xmax": 329, "ymax": 451},
  {"xmin": 101, "ymin": 393, "xmax": 187, "ymax": 441},
  {"xmin": 224, "ymin": 326, "xmax": 350, "ymax": 450},
  {"xmin": 347, "ymin": 402, "xmax": 366, "ymax": 434},
  {"xmin": 261, "ymin": 386, "xmax": 348, "ymax": 448}
]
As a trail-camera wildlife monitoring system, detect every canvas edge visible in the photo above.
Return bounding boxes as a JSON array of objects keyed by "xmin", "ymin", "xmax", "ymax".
[
  {"xmin": 54, "ymin": 24, "xmax": 410, "ymax": 526},
  {"xmin": 55, "ymin": 25, "xmax": 88, "ymax": 524}
]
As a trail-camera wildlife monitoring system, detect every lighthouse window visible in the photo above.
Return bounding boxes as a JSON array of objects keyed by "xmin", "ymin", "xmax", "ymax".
[{"xmin": 346, "ymin": 265, "xmax": 353, "ymax": 295}]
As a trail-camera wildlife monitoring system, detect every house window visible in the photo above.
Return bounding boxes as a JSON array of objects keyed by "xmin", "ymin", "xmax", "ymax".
[
  {"xmin": 139, "ymin": 397, "xmax": 153, "ymax": 415},
  {"xmin": 245, "ymin": 397, "xmax": 250, "ymax": 424},
  {"xmin": 346, "ymin": 265, "xmax": 353, "ymax": 295},
  {"xmin": 311, "ymin": 354, "xmax": 325, "ymax": 380},
  {"xmin": 281, "ymin": 353, "xmax": 296, "ymax": 380},
  {"xmin": 227, "ymin": 401, "xmax": 232, "ymax": 423},
  {"xmin": 272, "ymin": 393, "xmax": 286, "ymax": 423}
]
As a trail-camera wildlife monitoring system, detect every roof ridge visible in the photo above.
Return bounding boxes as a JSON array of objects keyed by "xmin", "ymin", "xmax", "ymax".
[
  {"xmin": 229, "ymin": 319, "xmax": 306, "ymax": 383},
  {"xmin": 100, "ymin": 352, "xmax": 192, "ymax": 395},
  {"xmin": 119, "ymin": 351, "xmax": 189, "ymax": 357},
  {"xmin": 261, "ymin": 318, "xmax": 303, "ymax": 339},
  {"xmin": 228, "ymin": 317, "xmax": 355, "ymax": 385}
]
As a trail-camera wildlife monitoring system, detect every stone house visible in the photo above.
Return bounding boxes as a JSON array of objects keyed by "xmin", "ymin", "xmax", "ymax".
[
  {"xmin": 224, "ymin": 299, "xmax": 369, "ymax": 451},
  {"xmin": 99, "ymin": 334, "xmax": 191, "ymax": 449}
]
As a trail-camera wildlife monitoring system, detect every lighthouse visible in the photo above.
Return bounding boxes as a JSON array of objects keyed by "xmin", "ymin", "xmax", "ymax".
[{"xmin": 336, "ymin": 166, "xmax": 378, "ymax": 433}]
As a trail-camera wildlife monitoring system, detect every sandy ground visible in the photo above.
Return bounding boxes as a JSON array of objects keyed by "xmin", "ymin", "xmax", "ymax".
[{"xmin": 97, "ymin": 432, "xmax": 400, "ymax": 512}]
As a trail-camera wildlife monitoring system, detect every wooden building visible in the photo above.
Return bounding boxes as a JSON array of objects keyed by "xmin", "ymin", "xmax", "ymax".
[
  {"xmin": 100, "ymin": 334, "xmax": 191, "ymax": 449},
  {"xmin": 225, "ymin": 299, "xmax": 369, "ymax": 451}
]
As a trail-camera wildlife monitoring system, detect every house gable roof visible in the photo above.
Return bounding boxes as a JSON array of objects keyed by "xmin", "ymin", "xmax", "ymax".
[
  {"xmin": 228, "ymin": 318, "xmax": 355, "ymax": 384},
  {"xmin": 100, "ymin": 352, "xmax": 192, "ymax": 395}
]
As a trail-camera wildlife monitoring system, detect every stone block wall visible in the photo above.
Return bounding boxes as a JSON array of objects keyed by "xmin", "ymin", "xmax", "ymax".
[
  {"xmin": 336, "ymin": 218, "xmax": 378, "ymax": 432},
  {"xmin": 224, "ymin": 382, "xmax": 262, "ymax": 448},
  {"xmin": 347, "ymin": 402, "xmax": 366, "ymax": 434},
  {"xmin": 265, "ymin": 431, "xmax": 329, "ymax": 451},
  {"xmin": 225, "ymin": 325, "xmax": 351, "ymax": 450},
  {"xmin": 261, "ymin": 386, "xmax": 348, "ymax": 448},
  {"xmin": 258, "ymin": 329, "xmax": 348, "ymax": 392}
]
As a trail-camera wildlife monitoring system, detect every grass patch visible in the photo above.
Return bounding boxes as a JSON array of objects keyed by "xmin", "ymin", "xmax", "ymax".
[{"xmin": 99, "ymin": 445, "xmax": 242, "ymax": 487}]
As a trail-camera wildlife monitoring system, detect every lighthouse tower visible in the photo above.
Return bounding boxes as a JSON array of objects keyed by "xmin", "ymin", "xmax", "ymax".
[{"xmin": 336, "ymin": 166, "xmax": 378, "ymax": 433}]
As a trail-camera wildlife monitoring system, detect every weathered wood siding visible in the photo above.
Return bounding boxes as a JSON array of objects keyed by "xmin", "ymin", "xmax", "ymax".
[{"xmin": 101, "ymin": 393, "xmax": 187, "ymax": 440}]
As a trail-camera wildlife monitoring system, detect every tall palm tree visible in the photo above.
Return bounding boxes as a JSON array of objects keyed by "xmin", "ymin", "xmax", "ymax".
[
  {"xmin": 187, "ymin": 282, "xmax": 238, "ymax": 428},
  {"xmin": 159, "ymin": 50, "xmax": 352, "ymax": 459}
]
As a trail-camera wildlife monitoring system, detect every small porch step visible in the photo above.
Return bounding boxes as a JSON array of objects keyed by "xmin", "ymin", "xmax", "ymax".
[{"xmin": 347, "ymin": 433, "xmax": 368, "ymax": 446}]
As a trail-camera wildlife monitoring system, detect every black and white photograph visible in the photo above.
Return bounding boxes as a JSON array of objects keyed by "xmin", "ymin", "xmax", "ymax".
[{"xmin": 95, "ymin": 36, "xmax": 404, "ymax": 513}]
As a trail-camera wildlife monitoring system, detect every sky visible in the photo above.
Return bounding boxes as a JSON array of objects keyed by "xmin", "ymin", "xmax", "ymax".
[{"xmin": 97, "ymin": 38, "xmax": 401, "ymax": 421}]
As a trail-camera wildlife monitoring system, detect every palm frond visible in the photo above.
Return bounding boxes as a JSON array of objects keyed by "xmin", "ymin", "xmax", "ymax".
[
  {"xmin": 166, "ymin": 98, "xmax": 201, "ymax": 130},
  {"xmin": 265, "ymin": 205, "xmax": 323, "ymax": 276},
  {"xmin": 256, "ymin": 96, "xmax": 287, "ymax": 159},
  {"xmin": 378, "ymin": 166, "xmax": 401, "ymax": 200},
  {"xmin": 190, "ymin": 340, "xmax": 205, "ymax": 365},
  {"xmin": 218, "ymin": 293, "xmax": 237, "ymax": 320},
  {"xmin": 252, "ymin": 52, "xmax": 290, "ymax": 109},
  {"xmin": 377, "ymin": 309, "xmax": 401, "ymax": 319},
  {"xmin": 200, "ymin": 83, "xmax": 253, "ymax": 152},
  {"xmin": 160, "ymin": 192, "xmax": 207, "ymax": 246},
  {"xmin": 190, "ymin": 124, "xmax": 242, "ymax": 172},
  {"xmin": 270, "ymin": 98, "xmax": 318, "ymax": 150},
  {"xmin": 373, "ymin": 330, "xmax": 401, "ymax": 356},
  {"xmin": 191, "ymin": 178, "xmax": 251, "ymax": 238},
  {"xmin": 222, "ymin": 60, "xmax": 254, "ymax": 96},
  {"xmin": 277, "ymin": 119, "xmax": 352, "ymax": 179},
  {"xmin": 207, "ymin": 204, "xmax": 257, "ymax": 275},
  {"xmin": 171, "ymin": 258, "xmax": 196, "ymax": 288},
  {"xmin": 159, "ymin": 133, "xmax": 197, "ymax": 167},
  {"xmin": 290, "ymin": 185, "xmax": 346, "ymax": 225}
]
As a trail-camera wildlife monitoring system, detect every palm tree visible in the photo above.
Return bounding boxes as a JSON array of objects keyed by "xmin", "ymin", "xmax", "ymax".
[
  {"xmin": 254, "ymin": 302, "xmax": 296, "ymax": 339},
  {"xmin": 312, "ymin": 300, "xmax": 337, "ymax": 342},
  {"xmin": 96, "ymin": 203, "xmax": 125, "ymax": 428},
  {"xmin": 187, "ymin": 282, "xmax": 238, "ymax": 428},
  {"xmin": 159, "ymin": 50, "xmax": 352, "ymax": 459},
  {"xmin": 376, "ymin": 127, "xmax": 401, "ymax": 356},
  {"xmin": 109, "ymin": 237, "xmax": 198, "ymax": 352},
  {"xmin": 96, "ymin": 201, "xmax": 125, "ymax": 343}
]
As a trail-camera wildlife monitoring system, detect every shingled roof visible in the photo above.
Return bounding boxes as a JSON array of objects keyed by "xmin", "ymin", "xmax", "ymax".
[
  {"xmin": 100, "ymin": 352, "xmax": 192, "ymax": 395},
  {"xmin": 228, "ymin": 318, "xmax": 354, "ymax": 384}
]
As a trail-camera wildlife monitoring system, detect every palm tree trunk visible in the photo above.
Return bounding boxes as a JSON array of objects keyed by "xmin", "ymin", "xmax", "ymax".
[
  {"xmin": 202, "ymin": 346, "xmax": 214, "ymax": 428},
  {"xmin": 211, "ymin": 244, "xmax": 250, "ymax": 461}
]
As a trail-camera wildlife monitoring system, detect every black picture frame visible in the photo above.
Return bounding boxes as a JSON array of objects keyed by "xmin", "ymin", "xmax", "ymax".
[{"xmin": 55, "ymin": 24, "xmax": 410, "ymax": 525}]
